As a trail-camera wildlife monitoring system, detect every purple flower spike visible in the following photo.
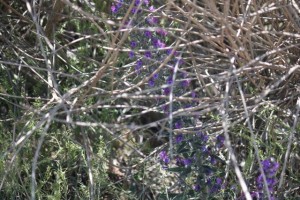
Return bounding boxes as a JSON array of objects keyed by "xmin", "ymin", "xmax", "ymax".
[{"xmin": 255, "ymin": 158, "xmax": 279, "ymax": 198}]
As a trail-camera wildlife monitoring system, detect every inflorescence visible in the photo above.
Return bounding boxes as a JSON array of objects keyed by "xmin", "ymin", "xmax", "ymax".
[{"xmin": 111, "ymin": 0, "xmax": 280, "ymax": 198}]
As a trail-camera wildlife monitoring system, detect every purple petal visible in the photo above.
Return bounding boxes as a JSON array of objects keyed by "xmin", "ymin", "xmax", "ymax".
[
  {"xmin": 163, "ymin": 87, "xmax": 170, "ymax": 95},
  {"xmin": 148, "ymin": 78, "xmax": 155, "ymax": 87},
  {"xmin": 111, "ymin": 5, "xmax": 118, "ymax": 13},
  {"xmin": 129, "ymin": 51, "xmax": 135, "ymax": 58},
  {"xmin": 144, "ymin": 30, "xmax": 152, "ymax": 38}
]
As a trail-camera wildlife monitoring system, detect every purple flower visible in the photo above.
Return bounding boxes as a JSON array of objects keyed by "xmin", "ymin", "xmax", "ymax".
[
  {"xmin": 267, "ymin": 178, "xmax": 276, "ymax": 188},
  {"xmin": 216, "ymin": 178, "xmax": 222, "ymax": 185},
  {"xmin": 262, "ymin": 159, "xmax": 279, "ymax": 176},
  {"xmin": 144, "ymin": 0, "xmax": 150, "ymax": 5},
  {"xmin": 191, "ymin": 91, "xmax": 196, "ymax": 98},
  {"xmin": 183, "ymin": 158, "xmax": 192, "ymax": 167},
  {"xmin": 146, "ymin": 16, "xmax": 158, "ymax": 25},
  {"xmin": 257, "ymin": 174, "xmax": 274, "ymax": 190},
  {"xmin": 144, "ymin": 30, "xmax": 152, "ymax": 38},
  {"xmin": 262, "ymin": 159, "xmax": 272, "ymax": 170},
  {"xmin": 207, "ymin": 178, "xmax": 212, "ymax": 186},
  {"xmin": 167, "ymin": 49, "xmax": 178, "ymax": 56},
  {"xmin": 175, "ymin": 121, "xmax": 182, "ymax": 129},
  {"xmin": 209, "ymin": 178, "xmax": 222, "ymax": 193},
  {"xmin": 176, "ymin": 58, "xmax": 184, "ymax": 65},
  {"xmin": 201, "ymin": 146, "xmax": 209, "ymax": 156},
  {"xmin": 181, "ymin": 72, "xmax": 188, "ymax": 78},
  {"xmin": 250, "ymin": 191, "xmax": 260, "ymax": 198},
  {"xmin": 175, "ymin": 134, "xmax": 184, "ymax": 143},
  {"xmin": 134, "ymin": 0, "xmax": 141, "ymax": 6},
  {"xmin": 152, "ymin": 38, "xmax": 166, "ymax": 48},
  {"xmin": 181, "ymin": 79, "xmax": 190, "ymax": 87},
  {"xmin": 153, "ymin": 73, "xmax": 159, "ymax": 80},
  {"xmin": 116, "ymin": 2, "xmax": 123, "ymax": 9},
  {"xmin": 136, "ymin": 60, "xmax": 143, "ymax": 67},
  {"xmin": 135, "ymin": 66, "xmax": 141, "ymax": 74},
  {"xmin": 131, "ymin": 7, "xmax": 137, "ymax": 14},
  {"xmin": 148, "ymin": 78, "xmax": 155, "ymax": 87},
  {"xmin": 156, "ymin": 29, "xmax": 168, "ymax": 36},
  {"xmin": 166, "ymin": 49, "xmax": 172, "ymax": 55},
  {"xmin": 193, "ymin": 184, "xmax": 200, "ymax": 192},
  {"xmin": 161, "ymin": 104, "xmax": 169, "ymax": 113},
  {"xmin": 210, "ymin": 155, "xmax": 217, "ymax": 165},
  {"xmin": 129, "ymin": 51, "xmax": 135, "ymax": 58},
  {"xmin": 256, "ymin": 158, "xmax": 279, "ymax": 198},
  {"xmin": 158, "ymin": 40, "xmax": 166, "ymax": 48},
  {"xmin": 197, "ymin": 132, "xmax": 208, "ymax": 142},
  {"xmin": 145, "ymin": 51, "xmax": 151, "ymax": 58},
  {"xmin": 122, "ymin": 20, "xmax": 131, "ymax": 29},
  {"xmin": 130, "ymin": 41, "xmax": 137, "ymax": 48},
  {"xmin": 111, "ymin": 5, "xmax": 118, "ymax": 13},
  {"xmin": 159, "ymin": 151, "xmax": 170, "ymax": 164},
  {"xmin": 216, "ymin": 134, "xmax": 225, "ymax": 148},
  {"xmin": 175, "ymin": 156, "xmax": 184, "ymax": 166},
  {"xmin": 135, "ymin": 60, "xmax": 143, "ymax": 74},
  {"xmin": 166, "ymin": 76, "xmax": 173, "ymax": 85},
  {"xmin": 149, "ymin": 6, "xmax": 155, "ymax": 12},
  {"xmin": 163, "ymin": 87, "xmax": 170, "ymax": 95},
  {"xmin": 210, "ymin": 185, "xmax": 219, "ymax": 193}
]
